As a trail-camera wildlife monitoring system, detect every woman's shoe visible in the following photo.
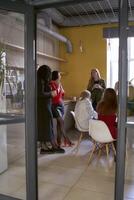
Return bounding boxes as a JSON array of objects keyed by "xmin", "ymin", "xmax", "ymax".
[
  {"xmin": 53, "ymin": 147, "xmax": 65, "ymax": 153},
  {"xmin": 40, "ymin": 148, "xmax": 55, "ymax": 154}
]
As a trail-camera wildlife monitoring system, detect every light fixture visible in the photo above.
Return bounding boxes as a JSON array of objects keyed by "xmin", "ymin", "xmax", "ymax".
[{"xmin": 79, "ymin": 40, "xmax": 83, "ymax": 53}]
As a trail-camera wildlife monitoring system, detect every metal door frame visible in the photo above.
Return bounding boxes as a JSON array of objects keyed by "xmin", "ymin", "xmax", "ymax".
[
  {"xmin": 0, "ymin": 1, "xmax": 37, "ymax": 200},
  {"xmin": 0, "ymin": 0, "xmax": 131, "ymax": 200},
  {"xmin": 115, "ymin": 1, "xmax": 129, "ymax": 200}
]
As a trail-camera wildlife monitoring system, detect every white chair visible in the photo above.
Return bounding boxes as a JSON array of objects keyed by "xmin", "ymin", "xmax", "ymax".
[
  {"xmin": 70, "ymin": 111, "xmax": 89, "ymax": 153},
  {"xmin": 88, "ymin": 119, "xmax": 116, "ymax": 164}
]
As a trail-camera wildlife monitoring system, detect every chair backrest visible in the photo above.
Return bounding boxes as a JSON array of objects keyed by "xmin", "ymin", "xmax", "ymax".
[
  {"xmin": 70, "ymin": 111, "xmax": 88, "ymax": 132},
  {"xmin": 70, "ymin": 111, "xmax": 75, "ymax": 119},
  {"xmin": 89, "ymin": 119, "xmax": 115, "ymax": 143}
]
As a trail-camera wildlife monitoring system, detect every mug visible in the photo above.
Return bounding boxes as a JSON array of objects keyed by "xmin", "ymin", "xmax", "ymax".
[{"xmin": 73, "ymin": 96, "xmax": 76, "ymax": 101}]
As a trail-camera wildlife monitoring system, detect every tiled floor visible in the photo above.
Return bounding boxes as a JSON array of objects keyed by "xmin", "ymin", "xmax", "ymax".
[{"xmin": 0, "ymin": 125, "xmax": 134, "ymax": 200}]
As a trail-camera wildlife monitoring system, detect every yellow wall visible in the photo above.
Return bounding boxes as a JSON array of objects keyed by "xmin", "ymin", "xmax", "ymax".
[{"xmin": 59, "ymin": 25, "xmax": 108, "ymax": 98}]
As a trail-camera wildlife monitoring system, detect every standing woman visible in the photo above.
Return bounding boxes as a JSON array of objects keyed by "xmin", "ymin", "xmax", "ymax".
[
  {"xmin": 50, "ymin": 70, "xmax": 73, "ymax": 147},
  {"xmin": 37, "ymin": 65, "xmax": 65, "ymax": 154},
  {"xmin": 96, "ymin": 88, "xmax": 118, "ymax": 140},
  {"xmin": 87, "ymin": 68, "xmax": 106, "ymax": 110}
]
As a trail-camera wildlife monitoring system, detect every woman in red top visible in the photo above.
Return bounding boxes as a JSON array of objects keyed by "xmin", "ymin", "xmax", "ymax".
[
  {"xmin": 96, "ymin": 88, "xmax": 118, "ymax": 139},
  {"xmin": 50, "ymin": 71, "xmax": 73, "ymax": 147}
]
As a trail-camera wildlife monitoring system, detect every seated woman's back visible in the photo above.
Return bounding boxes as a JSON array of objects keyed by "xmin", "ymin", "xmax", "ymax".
[
  {"xmin": 96, "ymin": 88, "xmax": 118, "ymax": 139},
  {"xmin": 98, "ymin": 114, "xmax": 117, "ymax": 139}
]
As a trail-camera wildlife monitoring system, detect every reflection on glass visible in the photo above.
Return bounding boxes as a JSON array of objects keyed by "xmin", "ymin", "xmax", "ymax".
[
  {"xmin": 0, "ymin": 123, "xmax": 26, "ymax": 199},
  {"xmin": 6, "ymin": 68, "xmax": 24, "ymax": 115},
  {"xmin": 0, "ymin": 10, "xmax": 26, "ymax": 200},
  {"xmin": 125, "ymin": 38, "xmax": 134, "ymax": 199},
  {"xmin": 127, "ymin": 84, "xmax": 134, "ymax": 118}
]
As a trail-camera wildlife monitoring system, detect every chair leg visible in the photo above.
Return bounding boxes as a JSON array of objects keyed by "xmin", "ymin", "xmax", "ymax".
[
  {"xmin": 111, "ymin": 142, "xmax": 116, "ymax": 156},
  {"xmin": 98, "ymin": 148, "xmax": 102, "ymax": 158},
  {"xmin": 73, "ymin": 132, "xmax": 83, "ymax": 153},
  {"xmin": 106, "ymin": 144, "xmax": 109, "ymax": 160},
  {"xmin": 88, "ymin": 142, "xmax": 96, "ymax": 165}
]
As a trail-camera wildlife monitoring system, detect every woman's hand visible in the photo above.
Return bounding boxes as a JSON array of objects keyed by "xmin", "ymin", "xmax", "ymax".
[
  {"xmin": 92, "ymin": 84, "xmax": 102, "ymax": 90},
  {"xmin": 51, "ymin": 90, "xmax": 57, "ymax": 97}
]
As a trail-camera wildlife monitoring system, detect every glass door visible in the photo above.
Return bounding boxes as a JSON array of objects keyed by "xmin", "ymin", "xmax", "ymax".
[
  {"xmin": 0, "ymin": 1, "xmax": 37, "ymax": 200},
  {"xmin": 0, "ymin": 10, "xmax": 26, "ymax": 199}
]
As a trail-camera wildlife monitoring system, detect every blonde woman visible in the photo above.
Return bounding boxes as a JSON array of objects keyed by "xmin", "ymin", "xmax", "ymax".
[
  {"xmin": 87, "ymin": 68, "xmax": 106, "ymax": 110},
  {"xmin": 74, "ymin": 90, "xmax": 98, "ymax": 131}
]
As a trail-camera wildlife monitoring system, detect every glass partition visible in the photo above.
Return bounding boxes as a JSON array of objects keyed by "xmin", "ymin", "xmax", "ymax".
[
  {"xmin": 0, "ymin": 10, "xmax": 26, "ymax": 199},
  {"xmin": 124, "ymin": 37, "xmax": 134, "ymax": 199}
]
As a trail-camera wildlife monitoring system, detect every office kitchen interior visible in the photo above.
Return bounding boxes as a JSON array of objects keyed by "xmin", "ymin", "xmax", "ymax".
[{"xmin": 0, "ymin": 1, "xmax": 134, "ymax": 200}]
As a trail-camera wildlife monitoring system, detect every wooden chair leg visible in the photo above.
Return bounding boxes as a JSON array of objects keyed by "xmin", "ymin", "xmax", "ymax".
[
  {"xmin": 88, "ymin": 142, "xmax": 97, "ymax": 165},
  {"xmin": 73, "ymin": 132, "xmax": 83, "ymax": 153},
  {"xmin": 106, "ymin": 144, "xmax": 109, "ymax": 160},
  {"xmin": 111, "ymin": 142, "xmax": 116, "ymax": 156},
  {"xmin": 98, "ymin": 148, "xmax": 102, "ymax": 158}
]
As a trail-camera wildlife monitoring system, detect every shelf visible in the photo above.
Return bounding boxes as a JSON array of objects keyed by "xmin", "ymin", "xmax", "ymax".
[
  {"xmin": 6, "ymin": 65, "xmax": 24, "ymax": 71},
  {"xmin": 2, "ymin": 42, "xmax": 67, "ymax": 62},
  {"xmin": 37, "ymin": 51, "xmax": 66, "ymax": 62}
]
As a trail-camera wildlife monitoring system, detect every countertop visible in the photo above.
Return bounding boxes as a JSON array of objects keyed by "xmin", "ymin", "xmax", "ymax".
[{"xmin": 64, "ymin": 99, "xmax": 76, "ymax": 104}]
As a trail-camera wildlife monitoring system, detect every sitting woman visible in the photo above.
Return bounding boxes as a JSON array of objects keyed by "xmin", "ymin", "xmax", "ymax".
[
  {"xmin": 74, "ymin": 90, "xmax": 98, "ymax": 131},
  {"xmin": 96, "ymin": 88, "xmax": 118, "ymax": 139}
]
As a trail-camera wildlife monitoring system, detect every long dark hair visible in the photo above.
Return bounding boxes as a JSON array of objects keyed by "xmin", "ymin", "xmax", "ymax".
[
  {"xmin": 96, "ymin": 88, "xmax": 118, "ymax": 115},
  {"xmin": 37, "ymin": 65, "xmax": 52, "ymax": 93},
  {"xmin": 52, "ymin": 70, "xmax": 59, "ymax": 81},
  {"xmin": 37, "ymin": 65, "xmax": 51, "ymax": 82}
]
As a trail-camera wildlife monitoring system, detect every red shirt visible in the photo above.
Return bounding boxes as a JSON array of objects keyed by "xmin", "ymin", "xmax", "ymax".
[
  {"xmin": 98, "ymin": 114, "xmax": 117, "ymax": 139},
  {"xmin": 50, "ymin": 80, "xmax": 64, "ymax": 104}
]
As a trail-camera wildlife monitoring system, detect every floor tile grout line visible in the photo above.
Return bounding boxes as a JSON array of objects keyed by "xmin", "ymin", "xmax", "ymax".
[{"xmin": 62, "ymin": 159, "xmax": 90, "ymax": 200}]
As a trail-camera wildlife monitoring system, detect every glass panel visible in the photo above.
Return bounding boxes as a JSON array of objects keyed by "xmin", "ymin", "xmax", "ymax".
[
  {"xmin": 127, "ymin": 38, "xmax": 134, "ymax": 120},
  {"xmin": 107, "ymin": 37, "xmax": 134, "ymax": 199},
  {"xmin": 129, "ymin": 61, "xmax": 134, "ymax": 82},
  {"xmin": 125, "ymin": 38, "xmax": 134, "ymax": 199},
  {"xmin": 107, "ymin": 38, "xmax": 119, "ymax": 88},
  {"xmin": 37, "ymin": 8, "xmax": 116, "ymax": 200},
  {"xmin": 129, "ymin": 37, "xmax": 134, "ymax": 59},
  {"xmin": 0, "ymin": 10, "xmax": 26, "ymax": 199},
  {"xmin": 125, "ymin": 123, "xmax": 134, "ymax": 200}
]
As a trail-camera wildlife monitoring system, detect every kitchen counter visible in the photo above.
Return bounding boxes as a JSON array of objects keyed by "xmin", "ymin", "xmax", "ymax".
[
  {"xmin": 64, "ymin": 99, "xmax": 76, "ymax": 104},
  {"xmin": 0, "ymin": 113, "xmax": 24, "ymax": 125}
]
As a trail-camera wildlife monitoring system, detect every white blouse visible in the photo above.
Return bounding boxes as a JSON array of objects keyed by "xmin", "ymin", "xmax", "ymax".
[{"xmin": 74, "ymin": 98, "xmax": 98, "ymax": 131}]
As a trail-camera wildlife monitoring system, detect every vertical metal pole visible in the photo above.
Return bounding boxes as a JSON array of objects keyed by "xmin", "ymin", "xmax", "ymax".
[
  {"xmin": 25, "ymin": 5, "xmax": 38, "ymax": 200},
  {"xmin": 115, "ymin": 0, "xmax": 128, "ymax": 200}
]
